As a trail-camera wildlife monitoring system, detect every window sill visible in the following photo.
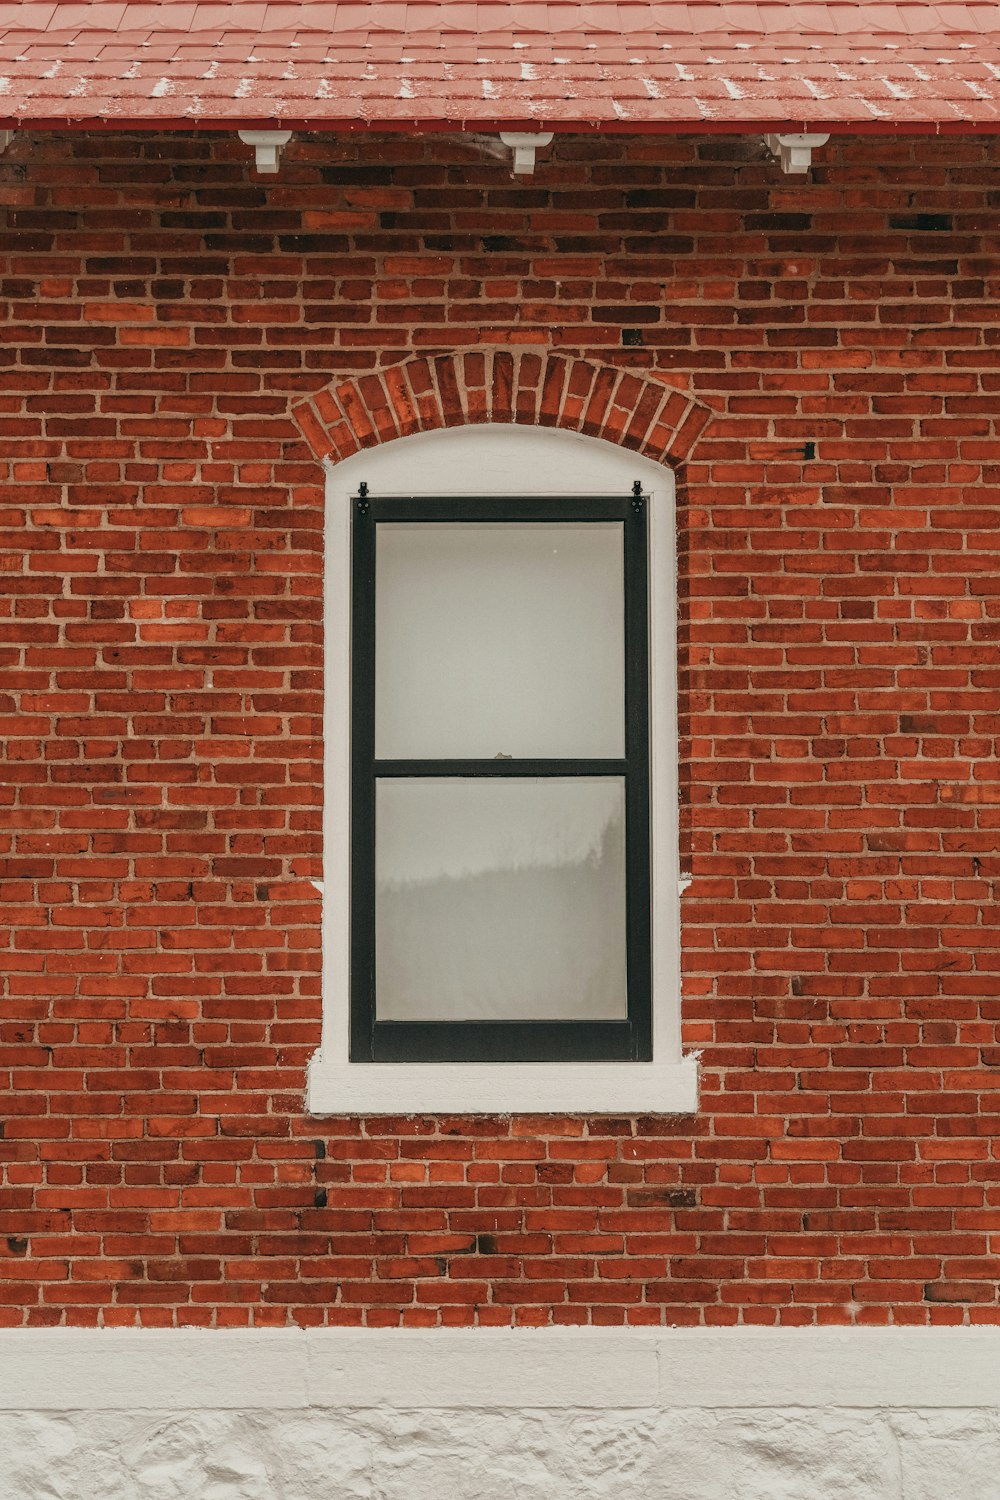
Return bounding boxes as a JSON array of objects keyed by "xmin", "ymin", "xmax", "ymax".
[{"xmin": 305, "ymin": 1051, "xmax": 699, "ymax": 1116}]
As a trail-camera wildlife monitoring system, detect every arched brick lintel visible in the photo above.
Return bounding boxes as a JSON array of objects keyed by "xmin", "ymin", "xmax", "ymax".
[{"xmin": 292, "ymin": 351, "xmax": 714, "ymax": 466}]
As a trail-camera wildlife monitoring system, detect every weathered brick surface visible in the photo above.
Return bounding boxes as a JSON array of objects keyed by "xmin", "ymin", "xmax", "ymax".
[{"xmin": 2, "ymin": 129, "xmax": 1000, "ymax": 1327}]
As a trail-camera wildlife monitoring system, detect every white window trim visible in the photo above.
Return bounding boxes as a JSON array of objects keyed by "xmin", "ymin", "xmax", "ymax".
[{"xmin": 306, "ymin": 424, "xmax": 698, "ymax": 1114}]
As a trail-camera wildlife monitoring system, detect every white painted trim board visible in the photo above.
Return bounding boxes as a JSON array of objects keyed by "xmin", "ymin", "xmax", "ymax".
[{"xmin": 3, "ymin": 1328, "xmax": 999, "ymax": 1412}]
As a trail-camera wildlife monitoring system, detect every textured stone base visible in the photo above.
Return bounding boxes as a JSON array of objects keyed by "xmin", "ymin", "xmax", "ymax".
[{"xmin": 4, "ymin": 1406, "xmax": 998, "ymax": 1500}]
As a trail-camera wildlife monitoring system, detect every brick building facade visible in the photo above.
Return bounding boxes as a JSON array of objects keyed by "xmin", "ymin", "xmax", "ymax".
[
  {"xmin": 6, "ymin": 128, "xmax": 1000, "ymax": 1333},
  {"xmin": 3, "ymin": 13, "xmax": 1000, "ymax": 1486}
]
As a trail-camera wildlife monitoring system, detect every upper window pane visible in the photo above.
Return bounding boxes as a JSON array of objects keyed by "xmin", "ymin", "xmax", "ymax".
[{"xmin": 374, "ymin": 521, "xmax": 625, "ymax": 759}]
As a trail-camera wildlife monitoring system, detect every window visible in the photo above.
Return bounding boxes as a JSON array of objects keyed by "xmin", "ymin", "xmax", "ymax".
[
  {"xmin": 351, "ymin": 490, "xmax": 650, "ymax": 1064},
  {"xmin": 308, "ymin": 425, "xmax": 697, "ymax": 1114}
]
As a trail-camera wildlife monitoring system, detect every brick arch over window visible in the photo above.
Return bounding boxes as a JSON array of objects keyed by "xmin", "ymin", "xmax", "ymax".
[{"xmin": 292, "ymin": 350, "xmax": 715, "ymax": 462}]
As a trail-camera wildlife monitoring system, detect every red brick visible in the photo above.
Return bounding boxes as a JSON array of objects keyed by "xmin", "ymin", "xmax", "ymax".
[{"xmin": 1, "ymin": 129, "xmax": 998, "ymax": 1328}]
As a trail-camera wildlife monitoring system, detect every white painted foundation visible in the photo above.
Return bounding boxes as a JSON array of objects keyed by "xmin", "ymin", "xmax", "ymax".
[{"xmin": 3, "ymin": 1328, "xmax": 1000, "ymax": 1498}]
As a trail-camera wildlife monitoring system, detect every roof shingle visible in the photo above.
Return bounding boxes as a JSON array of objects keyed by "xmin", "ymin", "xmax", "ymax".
[{"xmin": 0, "ymin": 1, "xmax": 998, "ymax": 131}]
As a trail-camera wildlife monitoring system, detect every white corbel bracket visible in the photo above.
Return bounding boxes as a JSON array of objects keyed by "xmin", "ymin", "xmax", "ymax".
[
  {"xmin": 0, "ymin": 131, "xmax": 14, "ymax": 154},
  {"xmin": 499, "ymin": 131, "xmax": 554, "ymax": 175},
  {"xmin": 764, "ymin": 133, "xmax": 830, "ymax": 174},
  {"xmin": 238, "ymin": 129, "xmax": 292, "ymax": 173}
]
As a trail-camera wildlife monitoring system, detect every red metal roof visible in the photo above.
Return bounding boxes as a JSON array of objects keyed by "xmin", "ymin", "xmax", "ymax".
[{"xmin": 1, "ymin": 3, "xmax": 999, "ymax": 132}]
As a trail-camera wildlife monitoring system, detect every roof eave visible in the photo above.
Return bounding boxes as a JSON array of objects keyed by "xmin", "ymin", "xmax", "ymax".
[{"xmin": 0, "ymin": 112, "xmax": 994, "ymax": 135}]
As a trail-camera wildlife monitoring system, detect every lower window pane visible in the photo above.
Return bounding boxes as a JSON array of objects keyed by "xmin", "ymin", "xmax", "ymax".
[{"xmin": 375, "ymin": 777, "xmax": 628, "ymax": 1022}]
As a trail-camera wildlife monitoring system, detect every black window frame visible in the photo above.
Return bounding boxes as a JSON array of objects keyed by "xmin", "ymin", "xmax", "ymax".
[{"xmin": 350, "ymin": 488, "xmax": 652, "ymax": 1064}]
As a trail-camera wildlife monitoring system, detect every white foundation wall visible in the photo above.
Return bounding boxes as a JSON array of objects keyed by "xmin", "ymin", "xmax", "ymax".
[{"xmin": 3, "ymin": 1328, "xmax": 1000, "ymax": 1500}]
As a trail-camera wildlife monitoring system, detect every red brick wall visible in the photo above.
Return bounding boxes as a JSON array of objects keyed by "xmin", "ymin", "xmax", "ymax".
[{"xmin": 2, "ymin": 129, "xmax": 999, "ymax": 1328}]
